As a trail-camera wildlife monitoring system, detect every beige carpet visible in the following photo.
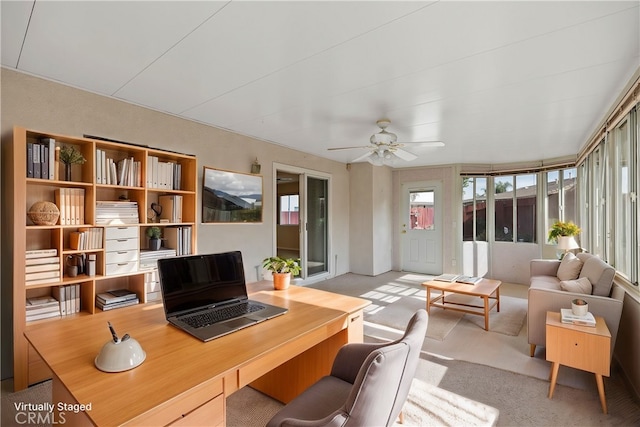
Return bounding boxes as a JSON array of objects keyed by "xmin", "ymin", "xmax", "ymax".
[{"xmin": 365, "ymin": 294, "xmax": 463, "ymax": 340}]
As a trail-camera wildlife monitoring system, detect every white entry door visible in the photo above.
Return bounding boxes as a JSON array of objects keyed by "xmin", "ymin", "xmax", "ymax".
[{"xmin": 401, "ymin": 181, "xmax": 443, "ymax": 274}]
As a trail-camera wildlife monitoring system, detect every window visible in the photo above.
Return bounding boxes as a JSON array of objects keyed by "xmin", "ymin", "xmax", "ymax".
[
  {"xmin": 578, "ymin": 107, "xmax": 638, "ymax": 286},
  {"xmin": 409, "ymin": 190, "xmax": 435, "ymax": 230},
  {"xmin": 494, "ymin": 175, "xmax": 537, "ymax": 243},
  {"xmin": 279, "ymin": 195, "xmax": 299, "ymax": 225},
  {"xmin": 462, "ymin": 177, "xmax": 487, "ymax": 241},
  {"xmin": 546, "ymin": 168, "xmax": 577, "ymax": 243}
]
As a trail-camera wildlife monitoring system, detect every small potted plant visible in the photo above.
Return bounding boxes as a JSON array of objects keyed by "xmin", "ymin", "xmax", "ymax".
[
  {"xmin": 262, "ymin": 256, "xmax": 302, "ymax": 290},
  {"xmin": 59, "ymin": 145, "xmax": 86, "ymax": 181},
  {"xmin": 146, "ymin": 226, "xmax": 162, "ymax": 251},
  {"xmin": 548, "ymin": 221, "xmax": 581, "ymax": 243}
]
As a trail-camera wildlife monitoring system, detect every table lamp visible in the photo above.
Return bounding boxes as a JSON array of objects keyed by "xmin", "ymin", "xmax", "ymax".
[{"xmin": 557, "ymin": 236, "xmax": 580, "ymax": 255}]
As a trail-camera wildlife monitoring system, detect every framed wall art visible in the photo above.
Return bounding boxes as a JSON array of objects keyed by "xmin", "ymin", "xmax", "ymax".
[{"xmin": 202, "ymin": 167, "xmax": 263, "ymax": 223}]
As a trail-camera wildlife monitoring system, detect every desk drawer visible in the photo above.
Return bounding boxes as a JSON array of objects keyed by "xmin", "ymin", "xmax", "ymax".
[
  {"xmin": 169, "ymin": 394, "xmax": 224, "ymax": 427},
  {"xmin": 105, "ymin": 226, "xmax": 138, "ymax": 239},
  {"xmin": 130, "ymin": 379, "xmax": 223, "ymax": 426},
  {"xmin": 105, "ymin": 261, "xmax": 138, "ymax": 276}
]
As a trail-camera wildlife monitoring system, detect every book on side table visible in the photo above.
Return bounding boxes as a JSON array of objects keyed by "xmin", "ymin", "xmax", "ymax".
[{"xmin": 560, "ymin": 308, "xmax": 596, "ymax": 327}]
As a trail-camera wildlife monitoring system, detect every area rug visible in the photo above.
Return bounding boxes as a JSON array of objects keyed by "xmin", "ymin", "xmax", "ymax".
[
  {"xmin": 364, "ymin": 295, "xmax": 463, "ymax": 341},
  {"xmin": 459, "ymin": 295, "xmax": 528, "ymax": 336},
  {"xmin": 399, "ymin": 378, "xmax": 499, "ymax": 426}
]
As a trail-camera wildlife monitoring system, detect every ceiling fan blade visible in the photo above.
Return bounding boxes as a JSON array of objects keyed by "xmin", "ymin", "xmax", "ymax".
[
  {"xmin": 351, "ymin": 151, "xmax": 375, "ymax": 163},
  {"xmin": 397, "ymin": 141, "xmax": 445, "ymax": 148},
  {"xmin": 328, "ymin": 145, "xmax": 372, "ymax": 151},
  {"xmin": 393, "ymin": 148, "xmax": 418, "ymax": 162}
]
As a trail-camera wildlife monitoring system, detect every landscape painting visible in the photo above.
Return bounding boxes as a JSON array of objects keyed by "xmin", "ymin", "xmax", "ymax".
[{"xmin": 202, "ymin": 167, "xmax": 263, "ymax": 223}]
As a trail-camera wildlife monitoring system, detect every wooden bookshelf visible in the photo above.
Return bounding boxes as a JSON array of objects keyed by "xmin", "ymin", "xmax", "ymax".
[{"xmin": 10, "ymin": 126, "xmax": 197, "ymax": 390}]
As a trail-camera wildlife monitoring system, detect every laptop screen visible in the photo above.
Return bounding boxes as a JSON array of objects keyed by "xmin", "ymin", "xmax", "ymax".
[{"xmin": 157, "ymin": 251, "xmax": 247, "ymax": 316}]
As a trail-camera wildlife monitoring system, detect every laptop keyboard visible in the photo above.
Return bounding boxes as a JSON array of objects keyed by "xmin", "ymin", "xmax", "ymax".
[{"xmin": 180, "ymin": 302, "xmax": 265, "ymax": 329}]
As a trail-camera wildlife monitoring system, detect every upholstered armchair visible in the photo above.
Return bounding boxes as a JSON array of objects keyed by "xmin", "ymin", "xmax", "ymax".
[{"xmin": 267, "ymin": 310, "xmax": 428, "ymax": 427}]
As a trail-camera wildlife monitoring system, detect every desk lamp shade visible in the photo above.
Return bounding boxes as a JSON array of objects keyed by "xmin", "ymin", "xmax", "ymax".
[
  {"xmin": 557, "ymin": 236, "xmax": 580, "ymax": 251},
  {"xmin": 95, "ymin": 337, "xmax": 146, "ymax": 372}
]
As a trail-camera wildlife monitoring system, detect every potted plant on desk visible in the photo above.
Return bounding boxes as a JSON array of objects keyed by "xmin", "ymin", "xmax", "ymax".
[{"xmin": 262, "ymin": 256, "xmax": 302, "ymax": 290}]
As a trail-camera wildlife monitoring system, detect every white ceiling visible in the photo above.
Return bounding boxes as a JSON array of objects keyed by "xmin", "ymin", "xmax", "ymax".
[{"xmin": 2, "ymin": 1, "xmax": 639, "ymax": 168}]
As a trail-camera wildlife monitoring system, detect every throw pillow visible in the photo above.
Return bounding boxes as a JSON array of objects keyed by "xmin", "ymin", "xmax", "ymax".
[
  {"xmin": 557, "ymin": 252, "xmax": 583, "ymax": 281},
  {"xmin": 560, "ymin": 277, "xmax": 592, "ymax": 294}
]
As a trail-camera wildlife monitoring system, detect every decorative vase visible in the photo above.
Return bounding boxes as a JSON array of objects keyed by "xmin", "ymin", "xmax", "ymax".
[
  {"xmin": 272, "ymin": 272, "xmax": 291, "ymax": 290},
  {"xmin": 64, "ymin": 163, "xmax": 72, "ymax": 181},
  {"xmin": 149, "ymin": 238, "xmax": 161, "ymax": 251}
]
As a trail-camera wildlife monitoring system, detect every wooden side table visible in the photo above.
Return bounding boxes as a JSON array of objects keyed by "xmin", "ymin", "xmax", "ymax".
[{"xmin": 545, "ymin": 311, "xmax": 611, "ymax": 414}]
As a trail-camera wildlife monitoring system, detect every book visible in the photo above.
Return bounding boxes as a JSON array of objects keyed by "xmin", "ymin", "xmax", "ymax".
[
  {"xmin": 25, "ymin": 256, "xmax": 60, "ymax": 266},
  {"xmin": 41, "ymin": 138, "xmax": 55, "ymax": 180},
  {"xmin": 560, "ymin": 308, "xmax": 596, "ymax": 327},
  {"xmin": 434, "ymin": 273, "xmax": 459, "ymax": 282},
  {"xmin": 26, "ymin": 310, "xmax": 61, "ymax": 322},
  {"xmin": 96, "ymin": 298, "xmax": 139, "ymax": 311},
  {"xmin": 26, "ymin": 249, "xmax": 57, "ymax": 259},
  {"xmin": 27, "ymin": 142, "xmax": 34, "ymax": 178},
  {"xmin": 96, "ymin": 289, "xmax": 137, "ymax": 305},
  {"xmin": 25, "ymin": 270, "xmax": 61, "ymax": 281},
  {"xmin": 455, "ymin": 275, "xmax": 482, "ymax": 285},
  {"xmin": 25, "ymin": 263, "xmax": 60, "ymax": 274}
]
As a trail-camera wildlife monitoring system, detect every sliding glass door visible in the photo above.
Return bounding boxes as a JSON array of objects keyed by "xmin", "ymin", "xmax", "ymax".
[{"xmin": 305, "ymin": 176, "xmax": 328, "ymax": 276}]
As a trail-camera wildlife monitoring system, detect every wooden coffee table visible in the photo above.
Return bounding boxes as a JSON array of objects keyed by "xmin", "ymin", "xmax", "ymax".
[{"xmin": 422, "ymin": 278, "xmax": 502, "ymax": 331}]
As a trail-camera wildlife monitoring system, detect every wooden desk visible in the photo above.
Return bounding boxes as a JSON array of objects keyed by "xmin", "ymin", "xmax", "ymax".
[
  {"xmin": 24, "ymin": 282, "xmax": 369, "ymax": 426},
  {"xmin": 545, "ymin": 311, "xmax": 611, "ymax": 414}
]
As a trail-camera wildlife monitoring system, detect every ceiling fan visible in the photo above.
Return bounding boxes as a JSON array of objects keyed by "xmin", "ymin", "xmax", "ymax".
[{"xmin": 328, "ymin": 119, "xmax": 444, "ymax": 165}]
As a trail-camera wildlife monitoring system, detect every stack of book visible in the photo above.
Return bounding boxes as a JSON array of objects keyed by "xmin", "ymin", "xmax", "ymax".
[
  {"xmin": 96, "ymin": 289, "xmax": 139, "ymax": 311},
  {"xmin": 69, "ymin": 227, "xmax": 104, "ymax": 250},
  {"xmin": 52, "ymin": 285, "xmax": 81, "ymax": 316},
  {"xmin": 95, "ymin": 200, "xmax": 139, "ymax": 225},
  {"xmin": 54, "ymin": 188, "xmax": 85, "ymax": 225},
  {"xmin": 163, "ymin": 226, "xmax": 192, "ymax": 256},
  {"xmin": 147, "ymin": 156, "xmax": 182, "ymax": 190},
  {"xmin": 95, "ymin": 149, "xmax": 142, "ymax": 187},
  {"xmin": 27, "ymin": 138, "xmax": 56, "ymax": 180},
  {"xmin": 26, "ymin": 249, "xmax": 60, "ymax": 286},
  {"xmin": 25, "ymin": 296, "xmax": 61, "ymax": 322},
  {"xmin": 139, "ymin": 248, "xmax": 177, "ymax": 270},
  {"xmin": 560, "ymin": 308, "xmax": 596, "ymax": 327}
]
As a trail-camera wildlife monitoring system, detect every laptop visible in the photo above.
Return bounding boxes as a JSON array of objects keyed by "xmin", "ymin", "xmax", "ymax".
[{"xmin": 157, "ymin": 251, "xmax": 287, "ymax": 342}]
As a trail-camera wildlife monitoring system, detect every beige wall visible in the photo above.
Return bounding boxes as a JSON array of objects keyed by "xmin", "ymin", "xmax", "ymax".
[{"xmin": 0, "ymin": 69, "xmax": 351, "ymax": 378}]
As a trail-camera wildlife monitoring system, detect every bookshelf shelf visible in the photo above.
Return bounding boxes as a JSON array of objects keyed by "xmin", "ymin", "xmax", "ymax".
[{"xmin": 10, "ymin": 126, "xmax": 197, "ymax": 390}]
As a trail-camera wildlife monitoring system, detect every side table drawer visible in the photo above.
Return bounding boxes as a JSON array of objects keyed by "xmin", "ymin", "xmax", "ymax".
[{"xmin": 546, "ymin": 324, "xmax": 610, "ymax": 375}]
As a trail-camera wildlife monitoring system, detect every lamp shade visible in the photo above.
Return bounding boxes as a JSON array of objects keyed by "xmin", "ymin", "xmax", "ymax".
[{"xmin": 557, "ymin": 236, "xmax": 579, "ymax": 251}]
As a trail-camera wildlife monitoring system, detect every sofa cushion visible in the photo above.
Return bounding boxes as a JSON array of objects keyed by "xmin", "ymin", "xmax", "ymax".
[
  {"xmin": 580, "ymin": 256, "xmax": 615, "ymax": 296},
  {"xmin": 560, "ymin": 277, "xmax": 592, "ymax": 294},
  {"xmin": 530, "ymin": 275, "xmax": 561, "ymax": 290},
  {"xmin": 557, "ymin": 253, "xmax": 583, "ymax": 281}
]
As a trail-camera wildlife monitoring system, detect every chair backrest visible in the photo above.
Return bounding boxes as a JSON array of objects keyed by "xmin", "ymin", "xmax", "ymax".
[{"xmin": 343, "ymin": 309, "xmax": 428, "ymax": 426}]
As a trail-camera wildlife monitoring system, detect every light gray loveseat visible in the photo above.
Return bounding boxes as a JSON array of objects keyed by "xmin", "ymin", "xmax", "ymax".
[{"xmin": 528, "ymin": 252, "xmax": 624, "ymax": 359}]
